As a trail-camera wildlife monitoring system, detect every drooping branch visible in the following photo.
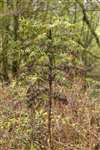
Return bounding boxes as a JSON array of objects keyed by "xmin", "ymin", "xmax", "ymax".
[
  {"xmin": 77, "ymin": 40, "xmax": 100, "ymax": 59},
  {"xmin": 76, "ymin": 0, "xmax": 100, "ymax": 47}
]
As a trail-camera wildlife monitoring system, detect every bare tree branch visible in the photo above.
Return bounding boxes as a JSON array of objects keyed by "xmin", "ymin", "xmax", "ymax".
[{"xmin": 76, "ymin": 0, "xmax": 100, "ymax": 47}]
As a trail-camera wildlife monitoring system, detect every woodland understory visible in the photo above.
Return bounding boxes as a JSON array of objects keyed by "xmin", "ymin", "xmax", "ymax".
[{"xmin": 0, "ymin": 0, "xmax": 100, "ymax": 150}]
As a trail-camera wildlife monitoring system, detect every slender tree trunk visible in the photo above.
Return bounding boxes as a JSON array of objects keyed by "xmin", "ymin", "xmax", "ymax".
[
  {"xmin": 12, "ymin": 0, "xmax": 19, "ymax": 78},
  {"xmin": 2, "ymin": 35, "xmax": 9, "ymax": 82},
  {"xmin": 48, "ymin": 55, "xmax": 53, "ymax": 150},
  {"xmin": 47, "ymin": 29, "xmax": 53, "ymax": 150},
  {"xmin": 1, "ymin": 0, "xmax": 10, "ymax": 82}
]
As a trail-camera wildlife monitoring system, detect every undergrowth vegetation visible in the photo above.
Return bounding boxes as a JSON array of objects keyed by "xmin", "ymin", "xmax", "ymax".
[{"xmin": 0, "ymin": 79, "xmax": 100, "ymax": 150}]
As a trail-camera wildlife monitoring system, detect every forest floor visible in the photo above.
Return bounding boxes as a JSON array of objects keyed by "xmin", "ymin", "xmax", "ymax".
[
  {"xmin": 0, "ymin": 81, "xmax": 100, "ymax": 150},
  {"xmin": 0, "ymin": 84, "xmax": 31, "ymax": 150}
]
